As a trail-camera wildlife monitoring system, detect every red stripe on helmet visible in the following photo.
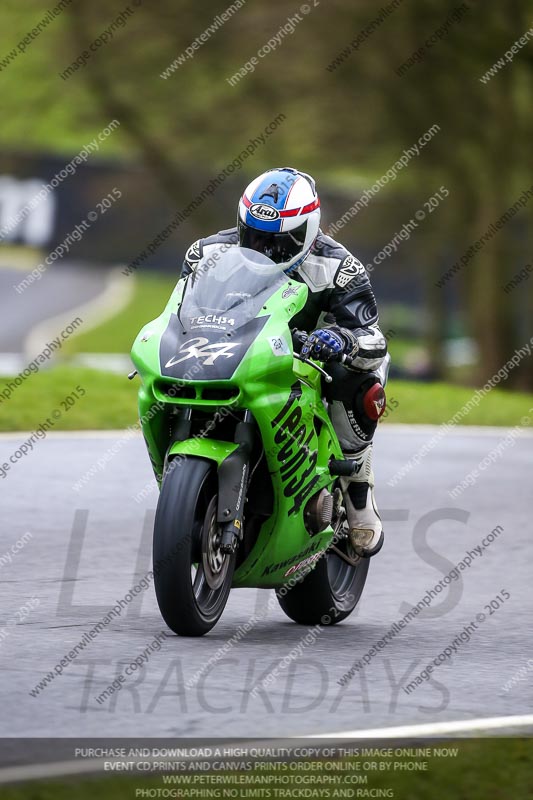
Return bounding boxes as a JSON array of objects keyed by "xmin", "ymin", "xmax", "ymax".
[
  {"xmin": 301, "ymin": 198, "xmax": 320, "ymax": 214},
  {"xmin": 268, "ymin": 197, "xmax": 320, "ymax": 218},
  {"xmin": 242, "ymin": 194, "xmax": 252, "ymax": 208}
]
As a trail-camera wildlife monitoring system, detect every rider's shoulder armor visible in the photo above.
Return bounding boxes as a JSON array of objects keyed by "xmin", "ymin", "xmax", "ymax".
[
  {"xmin": 295, "ymin": 230, "xmax": 379, "ymax": 329},
  {"xmin": 296, "ymin": 231, "xmax": 385, "ymax": 370},
  {"xmin": 181, "ymin": 228, "xmax": 239, "ymax": 277},
  {"xmin": 296, "ymin": 231, "xmax": 369, "ymax": 295}
]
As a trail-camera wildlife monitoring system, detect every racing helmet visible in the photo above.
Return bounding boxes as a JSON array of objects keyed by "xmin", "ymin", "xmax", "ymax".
[{"xmin": 238, "ymin": 167, "xmax": 321, "ymax": 273}]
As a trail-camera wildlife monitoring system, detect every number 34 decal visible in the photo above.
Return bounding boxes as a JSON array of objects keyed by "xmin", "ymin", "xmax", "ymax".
[{"xmin": 165, "ymin": 337, "xmax": 240, "ymax": 367}]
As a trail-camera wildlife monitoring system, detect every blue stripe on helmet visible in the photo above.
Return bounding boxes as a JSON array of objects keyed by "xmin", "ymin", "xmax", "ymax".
[{"xmin": 249, "ymin": 170, "xmax": 298, "ymax": 210}]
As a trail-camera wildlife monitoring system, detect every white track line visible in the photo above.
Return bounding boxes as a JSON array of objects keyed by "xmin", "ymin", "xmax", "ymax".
[
  {"xmin": 1, "ymin": 715, "xmax": 533, "ymax": 784},
  {"xmin": 311, "ymin": 714, "xmax": 533, "ymax": 738},
  {"xmin": 24, "ymin": 266, "xmax": 135, "ymax": 360},
  {"xmin": 0, "ymin": 758, "xmax": 113, "ymax": 785}
]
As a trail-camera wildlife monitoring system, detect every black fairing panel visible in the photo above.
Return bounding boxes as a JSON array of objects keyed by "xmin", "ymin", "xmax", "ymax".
[{"xmin": 159, "ymin": 314, "xmax": 269, "ymax": 381}]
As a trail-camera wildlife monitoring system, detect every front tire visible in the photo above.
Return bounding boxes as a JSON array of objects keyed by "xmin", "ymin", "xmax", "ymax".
[
  {"xmin": 153, "ymin": 457, "xmax": 235, "ymax": 636},
  {"xmin": 276, "ymin": 539, "xmax": 369, "ymax": 626}
]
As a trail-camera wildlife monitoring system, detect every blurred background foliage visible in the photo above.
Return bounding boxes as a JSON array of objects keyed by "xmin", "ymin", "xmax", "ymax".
[{"xmin": 1, "ymin": 0, "xmax": 532, "ymax": 390}]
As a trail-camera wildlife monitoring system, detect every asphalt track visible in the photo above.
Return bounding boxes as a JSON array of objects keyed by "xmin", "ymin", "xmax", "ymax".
[
  {"xmin": 0, "ymin": 264, "xmax": 110, "ymax": 353},
  {"xmin": 1, "ymin": 425, "xmax": 532, "ymax": 743}
]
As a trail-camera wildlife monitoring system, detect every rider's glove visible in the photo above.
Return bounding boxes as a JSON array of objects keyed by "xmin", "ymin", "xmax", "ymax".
[{"xmin": 300, "ymin": 326, "xmax": 359, "ymax": 363}]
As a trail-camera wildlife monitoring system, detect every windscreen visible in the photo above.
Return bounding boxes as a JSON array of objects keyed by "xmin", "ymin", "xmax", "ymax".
[
  {"xmin": 179, "ymin": 246, "xmax": 288, "ymax": 331},
  {"xmin": 158, "ymin": 246, "xmax": 289, "ymax": 380}
]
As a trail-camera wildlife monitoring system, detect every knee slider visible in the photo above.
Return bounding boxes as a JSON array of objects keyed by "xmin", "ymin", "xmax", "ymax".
[
  {"xmin": 350, "ymin": 375, "xmax": 386, "ymax": 441},
  {"xmin": 323, "ymin": 366, "xmax": 385, "ymax": 442},
  {"xmin": 363, "ymin": 381, "xmax": 386, "ymax": 422}
]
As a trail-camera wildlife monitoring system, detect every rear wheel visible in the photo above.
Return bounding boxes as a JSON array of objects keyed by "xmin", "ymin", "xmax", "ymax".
[
  {"xmin": 153, "ymin": 457, "xmax": 235, "ymax": 636},
  {"xmin": 276, "ymin": 515, "xmax": 369, "ymax": 626}
]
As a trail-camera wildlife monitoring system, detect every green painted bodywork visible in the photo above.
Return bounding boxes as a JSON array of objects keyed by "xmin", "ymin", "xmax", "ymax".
[
  {"xmin": 168, "ymin": 438, "xmax": 239, "ymax": 463},
  {"xmin": 131, "ymin": 273, "xmax": 343, "ymax": 589}
]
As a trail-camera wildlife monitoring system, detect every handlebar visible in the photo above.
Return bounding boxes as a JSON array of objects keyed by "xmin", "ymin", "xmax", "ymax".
[
  {"xmin": 293, "ymin": 352, "xmax": 333, "ymax": 383},
  {"xmin": 290, "ymin": 328, "xmax": 356, "ymax": 382}
]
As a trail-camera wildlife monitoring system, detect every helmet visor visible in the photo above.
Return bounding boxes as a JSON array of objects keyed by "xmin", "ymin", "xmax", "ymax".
[{"xmin": 238, "ymin": 219, "xmax": 307, "ymax": 265}]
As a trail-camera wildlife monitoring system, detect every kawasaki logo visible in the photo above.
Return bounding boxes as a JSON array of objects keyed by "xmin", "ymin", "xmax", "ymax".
[
  {"xmin": 285, "ymin": 550, "xmax": 324, "ymax": 577},
  {"xmin": 250, "ymin": 203, "xmax": 280, "ymax": 221},
  {"xmin": 261, "ymin": 543, "xmax": 317, "ymax": 577}
]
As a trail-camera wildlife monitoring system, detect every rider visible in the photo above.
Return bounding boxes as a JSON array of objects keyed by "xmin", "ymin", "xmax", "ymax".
[{"xmin": 181, "ymin": 167, "xmax": 389, "ymax": 558}]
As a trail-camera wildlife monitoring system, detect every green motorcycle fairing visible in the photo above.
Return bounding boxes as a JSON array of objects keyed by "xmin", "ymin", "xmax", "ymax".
[{"xmin": 131, "ymin": 247, "xmax": 343, "ymax": 589}]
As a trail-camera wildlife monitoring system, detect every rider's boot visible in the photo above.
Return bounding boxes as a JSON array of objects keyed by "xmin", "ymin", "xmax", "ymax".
[{"xmin": 340, "ymin": 443, "xmax": 384, "ymax": 558}]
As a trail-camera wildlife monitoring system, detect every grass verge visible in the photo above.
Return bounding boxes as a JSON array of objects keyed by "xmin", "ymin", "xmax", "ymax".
[
  {"xmin": 382, "ymin": 381, "xmax": 533, "ymax": 427},
  {"xmin": 0, "ymin": 367, "xmax": 137, "ymax": 432},
  {"xmin": 0, "ymin": 369, "xmax": 532, "ymax": 433},
  {"xmin": 61, "ymin": 275, "xmax": 176, "ymax": 355}
]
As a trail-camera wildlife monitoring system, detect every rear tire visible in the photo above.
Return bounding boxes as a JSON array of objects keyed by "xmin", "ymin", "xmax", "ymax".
[
  {"xmin": 276, "ymin": 539, "xmax": 369, "ymax": 626},
  {"xmin": 153, "ymin": 457, "xmax": 235, "ymax": 636}
]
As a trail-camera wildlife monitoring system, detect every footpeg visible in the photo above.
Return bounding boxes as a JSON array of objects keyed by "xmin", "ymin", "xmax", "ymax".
[{"xmin": 329, "ymin": 458, "xmax": 359, "ymax": 477}]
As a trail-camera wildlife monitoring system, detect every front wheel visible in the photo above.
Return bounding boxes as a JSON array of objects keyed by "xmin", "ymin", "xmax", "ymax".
[
  {"xmin": 153, "ymin": 456, "xmax": 235, "ymax": 636},
  {"xmin": 276, "ymin": 537, "xmax": 369, "ymax": 626}
]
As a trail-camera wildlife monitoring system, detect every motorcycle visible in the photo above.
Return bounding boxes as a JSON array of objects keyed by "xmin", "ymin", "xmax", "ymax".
[{"xmin": 130, "ymin": 246, "xmax": 370, "ymax": 636}]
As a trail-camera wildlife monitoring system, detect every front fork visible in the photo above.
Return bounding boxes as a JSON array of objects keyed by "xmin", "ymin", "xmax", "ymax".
[{"xmin": 217, "ymin": 410, "xmax": 255, "ymax": 554}]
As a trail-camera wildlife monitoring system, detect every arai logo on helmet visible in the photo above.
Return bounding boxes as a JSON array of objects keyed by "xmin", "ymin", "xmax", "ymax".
[{"xmin": 249, "ymin": 203, "xmax": 280, "ymax": 221}]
